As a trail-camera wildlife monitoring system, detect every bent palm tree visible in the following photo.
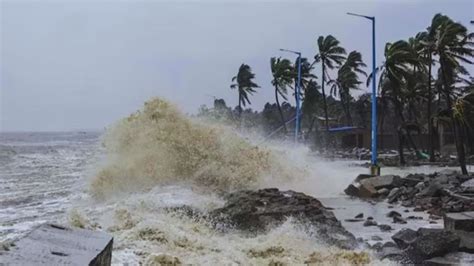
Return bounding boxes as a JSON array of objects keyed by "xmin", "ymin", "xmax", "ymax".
[
  {"xmin": 230, "ymin": 64, "xmax": 259, "ymax": 118},
  {"xmin": 434, "ymin": 15, "xmax": 474, "ymax": 174},
  {"xmin": 270, "ymin": 57, "xmax": 293, "ymax": 132},
  {"xmin": 315, "ymin": 35, "xmax": 347, "ymax": 132},
  {"xmin": 328, "ymin": 51, "xmax": 367, "ymax": 125}
]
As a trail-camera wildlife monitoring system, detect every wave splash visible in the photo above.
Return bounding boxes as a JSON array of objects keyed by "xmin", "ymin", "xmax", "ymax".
[{"xmin": 90, "ymin": 98, "xmax": 296, "ymax": 199}]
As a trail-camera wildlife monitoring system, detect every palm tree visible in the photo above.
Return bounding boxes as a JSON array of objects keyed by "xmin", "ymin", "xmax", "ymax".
[
  {"xmin": 230, "ymin": 64, "xmax": 259, "ymax": 117},
  {"xmin": 270, "ymin": 57, "xmax": 293, "ymax": 132},
  {"xmin": 453, "ymin": 91, "xmax": 474, "ymax": 174},
  {"xmin": 328, "ymin": 51, "xmax": 367, "ymax": 125},
  {"xmin": 368, "ymin": 40, "xmax": 423, "ymax": 164},
  {"xmin": 433, "ymin": 15, "xmax": 474, "ymax": 174},
  {"xmin": 315, "ymin": 35, "xmax": 347, "ymax": 132}
]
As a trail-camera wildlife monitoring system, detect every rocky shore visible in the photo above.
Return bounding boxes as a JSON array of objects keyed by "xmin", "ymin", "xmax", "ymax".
[{"xmin": 344, "ymin": 170, "xmax": 474, "ymax": 264}]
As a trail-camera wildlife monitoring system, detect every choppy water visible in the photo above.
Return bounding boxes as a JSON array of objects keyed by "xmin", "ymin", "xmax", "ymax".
[
  {"xmin": 0, "ymin": 131, "xmax": 102, "ymax": 240},
  {"xmin": 0, "ymin": 131, "xmax": 458, "ymax": 265}
]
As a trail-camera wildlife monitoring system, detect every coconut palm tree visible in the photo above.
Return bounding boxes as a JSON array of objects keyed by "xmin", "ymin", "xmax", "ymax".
[
  {"xmin": 328, "ymin": 51, "xmax": 367, "ymax": 125},
  {"xmin": 270, "ymin": 57, "xmax": 293, "ymax": 132},
  {"xmin": 368, "ymin": 40, "xmax": 424, "ymax": 164},
  {"xmin": 230, "ymin": 64, "xmax": 259, "ymax": 117},
  {"xmin": 315, "ymin": 35, "xmax": 347, "ymax": 131},
  {"xmin": 433, "ymin": 16, "xmax": 474, "ymax": 174}
]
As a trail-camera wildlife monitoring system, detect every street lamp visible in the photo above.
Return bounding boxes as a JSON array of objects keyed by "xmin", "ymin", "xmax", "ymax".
[
  {"xmin": 347, "ymin": 12, "xmax": 380, "ymax": 175},
  {"xmin": 280, "ymin": 48, "xmax": 302, "ymax": 142}
]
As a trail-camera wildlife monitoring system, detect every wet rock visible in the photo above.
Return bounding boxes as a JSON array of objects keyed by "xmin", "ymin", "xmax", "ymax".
[
  {"xmin": 378, "ymin": 246, "xmax": 403, "ymax": 261},
  {"xmin": 417, "ymin": 183, "xmax": 443, "ymax": 198},
  {"xmin": 378, "ymin": 224, "xmax": 393, "ymax": 232},
  {"xmin": 392, "ymin": 228, "xmax": 417, "ymax": 249},
  {"xmin": 387, "ymin": 211, "xmax": 402, "ymax": 218},
  {"xmin": 360, "ymin": 175, "xmax": 402, "ymax": 190},
  {"xmin": 371, "ymin": 235, "xmax": 383, "ymax": 241},
  {"xmin": 370, "ymin": 242, "xmax": 383, "ymax": 251},
  {"xmin": 377, "ymin": 188, "xmax": 389, "ymax": 196},
  {"xmin": 407, "ymin": 216, "xmax": 423, "ymax": 220},
  {"xmin": 363, "ymin": 219, "xmax": 378, "ymax": 227},
  {"xmin": 344, "ymin": 218, "xmax": 364, "ymax": 222},
  {"xmin": 393, "ymin": 215, "xmax": 407, "ymax": 224},
  {"xmin": 415, "ymin": 182, "xmax": 425, "ymax": 191},
  {"xmin": 387, "ymin": 188, "xmax": 401, "ymax": 203},
  {"xmin": 405, "ymin": 228, "xmax": 460, "ymax": 263},
  {"xmin": 210, "ymin": 188, "xmax": 357, "ymax": 249}
]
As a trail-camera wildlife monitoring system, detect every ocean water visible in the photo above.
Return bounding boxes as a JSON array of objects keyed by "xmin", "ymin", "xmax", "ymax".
[
  {"xmin": 1, "ymin": 99, "xmax": 465, "ymax": 265},
  {"xmin": 0, "ymin": 131, "xmax": 102, "ymax": 241}
]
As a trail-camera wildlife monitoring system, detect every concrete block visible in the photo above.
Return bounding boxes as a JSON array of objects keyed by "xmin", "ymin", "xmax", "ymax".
[
  {"xmin": 444, "ymin": 212, "xmax": 474, "ymax": 232},
  {"xmin": 1, "ymin": 223, "xmax": 113, "ymax": 265}
]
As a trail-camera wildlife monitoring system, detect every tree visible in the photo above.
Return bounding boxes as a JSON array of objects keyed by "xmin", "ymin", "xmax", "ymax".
[
  {"xmin": 433, "ymin": 15, "xmax": 474, "ymax": 174},
  {"xmin": 328, "ymin": 51, "xmax": 367, "ymax": 125},
  {"xmin": 270, "ymin": 57, "xmax": 293, "ymax": 132},
  {"xmin": 315, "ymin": 35, "xmax": 347, "ymax": 132},
  {"xmin": 230, "ymin": 64, "xmax": 260, "ymax": 118}
]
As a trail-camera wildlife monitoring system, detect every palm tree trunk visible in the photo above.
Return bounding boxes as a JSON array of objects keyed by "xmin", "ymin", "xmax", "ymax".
[
  {"xmin": 321, "ymin": 62, "xmax": 330, "ymax": 132},
  {"xmin": 441, "ymin": 64, "xmax": 468, "ymax": 175},
  {"xmin": 428, "ymin": 53, "xmax": 435, "ymax": 162},
  {"xmin": 274, "ymin": 85, "xmax": 287, "ymax": 134}
]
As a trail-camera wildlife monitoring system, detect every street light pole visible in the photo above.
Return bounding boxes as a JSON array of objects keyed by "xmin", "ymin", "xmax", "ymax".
[
  {"xmin": 280, "ymin": 49, "xmax": 302, "ymax": 142},
  {"xmin": 347, "ymin": 12, "xmax": 380, "ymax": 175}
]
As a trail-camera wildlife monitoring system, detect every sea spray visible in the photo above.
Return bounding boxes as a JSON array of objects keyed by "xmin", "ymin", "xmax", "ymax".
[{"xmin": 90, "ymin": 98, "xmax": 297, "ymax": 199}]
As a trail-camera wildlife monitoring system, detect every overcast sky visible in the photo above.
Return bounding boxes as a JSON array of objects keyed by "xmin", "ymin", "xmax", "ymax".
[{"xmin": 1, "ymin": 0, "xmax": 473, "ymax": 131}]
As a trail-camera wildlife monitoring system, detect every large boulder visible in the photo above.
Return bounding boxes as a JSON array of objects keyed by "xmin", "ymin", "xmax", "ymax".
[
  {"xmin": 392, "ymin": 228, "xmax": 460, "ymax": 263},
  {"xmin": 210, "ymin": 188, "xmax": 357, "ymax": 249},
  {"xmin": 344, "ymin": 175, "xmax": 401, "ymax": 198}
]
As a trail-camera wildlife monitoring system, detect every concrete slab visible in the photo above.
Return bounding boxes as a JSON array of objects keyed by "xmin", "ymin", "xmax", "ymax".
[
  {"xmin": 0, "ymin": 224, "xmax": 113, "ymax": 265},
  {"xmin": 444, "ymin": 212, "xmax": 474, "ymax": 232}
]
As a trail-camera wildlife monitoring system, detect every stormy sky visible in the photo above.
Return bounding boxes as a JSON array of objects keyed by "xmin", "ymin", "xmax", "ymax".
[{"xmin": 1, "ymin": 0, "xmax": 473, "ymax": 131}]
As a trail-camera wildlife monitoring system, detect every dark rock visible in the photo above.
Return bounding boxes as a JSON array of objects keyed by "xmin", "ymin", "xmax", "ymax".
[
  {"xmin": 377, "ymin": 188, "xmax": 389, "ymax": 196},
  {"xmin": 367, "ymin": 216, "xmax": 374, "ymax": 220},
  {"xmin": 344, "ymin": 218, "xmax": 364, "ymax": 222},
  {"xmin": 429, "ymin": 214, "xmax": 442, "ymax": 220},
  {"xmin": 407, "ymin": 216, "xmax": 423, "ymax": 220},
  {"xmin": 393, "ymin": 215, "xmax": 407, "ymax": 224},
  {"xmin": 344, "ymin": 184, "xmax": 360, "ymax": 197},
  {"xmin": 209, "ymin": 188, "xmax": 357, "ymax": 249},
  {"xmin": 355, "ymin": 213, "xmax": 363, "ymax": 219},
  {"xmin": 378, "ymin": 224, "xmax": 393, "ymax": 232},
  {"xmin": 378, "ymin": 246, "xmax": 403, "ymax": 261},
  {"xmin": 404, "ymin": 209, "xmax": 410, "ymax": 213},
  {"xmin": 383, "ymin": 241, "xmax": 398, "ymax": 248},
  {"xmin": 387, "ymin": 211, "xmax": 402, "ymax": 218},
  {"xmin": 392, "ymin": 228, "xmax": 417, "ymax": 249},
  {"xmin": 387, "ymin": 188, "xmax": 401, "ymax": 203},
  {"xmin": 370, "ymin": 242, "xmax": 383, "ymax": 251},
  {"xmin": 363, "ymin": 219, "xmax": 378, "ymax": 227},
  {"xmin": 418, "ymin": 183, "xmax": 444, "ymax": 198},
  {"xmin": 405, "ymin": 228, "xmax": 460, "ymax": 263},
  {"xmin": 372, "ymin": 235, "xmax": 383, "ymax": 241}
]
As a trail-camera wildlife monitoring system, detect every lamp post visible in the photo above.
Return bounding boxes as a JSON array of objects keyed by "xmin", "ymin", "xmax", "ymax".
[
  {"xmin": 347, "ymin": 12, "xmax": 380, "ymax": 175},
  {"xmin": 280, "ymin": 48, "xmax": 302, "ymax": 142}
]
